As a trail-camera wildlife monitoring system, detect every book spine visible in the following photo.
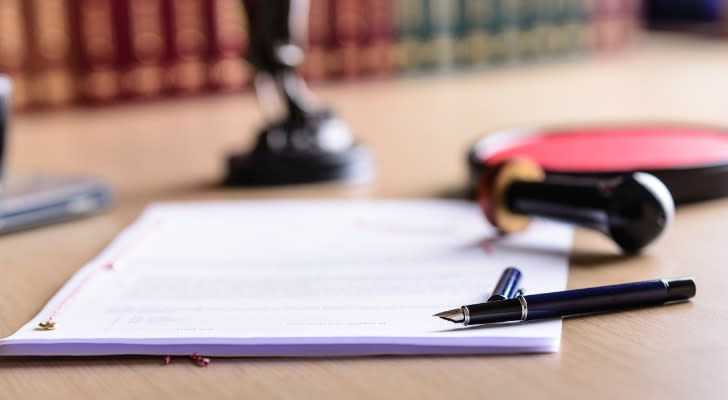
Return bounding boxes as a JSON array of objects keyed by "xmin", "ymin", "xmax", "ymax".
[
  {"xmin": 593, "ymin": 0, "xmax": 635, "ymax": 51},
  {"xmin": 570, "ymin": 0, "xmax": 598, "ymax": 51},
  {"xmin": 488, "ymin": 0, "xmax": 519, "ymax": 64},
  {"xmin": 71, "ymin": 0, "xmax": 121, "ymax": 104},
  {"xmin": 393, "ymin": 0, "xmax": 427, "ymax": 72},
  {"xmin": 452, "ymin": 0, "xmax": 468, "ymax": 66},
  {"xmin": 330, "ymin": 0, "xmax": 366, "ymax": 79},
  {"xmin": 535, "ymin": 0, "xmax": 555, "ymax": 59},
  {"xmin": 360, "ymin": 0, "xmax": 394, "ymax": 76},
  {"xmin": 515, "ymin": 0, "xmax": 542, "ymax": 61},
  {"xmin": 455, "ymin": 0, "xmax": 488, "ymax": 67},
  {"xmin": 622, "ymin": 0, "xmax": 642, "ymax": 45},
  {"xmin": 543, "ymin": 0, "xmax": 570, "ymax": 57},
  {"xmin": 427, "ymin": 0, "xmax": 458, "ymax": 71},
  {"xmin": 0, "ymin": 0, "xmax": 29, "ymax": 110},
  {"xmin": 204, "ymin": 0, "xmax": 249, "ymax": 92},
  {"xmin": 115, "ymin": 0, "xmax": 166, "ymax": 99},
  {"xmin": 301, "ymin": 0, "xmax": 332, "ymax": 82},
  {"xmin": 22, "ymin": 0, "xmax": 76, "ymax": 108},
  {"xmin": 562, "ymin": 0, "xmax": 597, "ymax": 54},
  {"xmin": 162, "ymin": 0, "xmax": 209, "ymax": 94},
  {"xmin": 415, "ymin": 0, "xmax": 435, "ymax": 70},
  {"xmin": 453, "ymin": 0, "xmax": 475, "ymax": 68},
  {"xmin": 592, "ymin": 0, "xmax": 610, "ymax": 51}
]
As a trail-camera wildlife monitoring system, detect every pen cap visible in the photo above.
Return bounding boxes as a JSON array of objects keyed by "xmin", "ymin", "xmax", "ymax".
[
  {"xmin": 0, "ymin": 76, "xmax": 10, "ymax": 186},
  {"xmin": 664, "ymin": 277, "xmax": 696, "ymax": 302},
  {"xmin": 488, "ymin": 267, "xmax": 522, "ymax": 301}
]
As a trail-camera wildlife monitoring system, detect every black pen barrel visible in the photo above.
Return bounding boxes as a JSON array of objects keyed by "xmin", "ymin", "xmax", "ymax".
[
  {"xmin": 462, "ymin": 278, "xmax": 696, "ymax": 325},
  {"xmin": 525, "ymin": 278, "xmax": 695, "ymax": 320},
  {"xmin": 466, "ymin": 299, "xmax": 523, "ymax": 325}
]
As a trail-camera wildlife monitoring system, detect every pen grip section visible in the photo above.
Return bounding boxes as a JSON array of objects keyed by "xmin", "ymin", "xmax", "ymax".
[
  {"xmin": 466, "ymin": 299, "xmax": 523, "ymax": 325},
  {"xmin": 526, "ymin": 280, "xmax": 670, "ymax": 320}
]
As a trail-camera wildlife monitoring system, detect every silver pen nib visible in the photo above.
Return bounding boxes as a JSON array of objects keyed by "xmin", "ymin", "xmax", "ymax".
[{"xmin": 434, "ymin": 308, "xmax": 465, "ymax": 323}]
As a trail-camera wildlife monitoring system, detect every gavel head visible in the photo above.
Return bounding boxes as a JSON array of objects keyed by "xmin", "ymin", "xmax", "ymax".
[
  {"xmin": 606, "ymin": 172, "xmax": 674, "ymax": 253},
  {"xmin": 477, "ymin": 158, "xmax": 675, "ymax": 253}
]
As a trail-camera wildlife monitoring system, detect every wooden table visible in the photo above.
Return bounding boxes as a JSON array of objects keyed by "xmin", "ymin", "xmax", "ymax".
[{"xmin": 1, "ymin": 35, "xmax": 727, "ymax": 399}]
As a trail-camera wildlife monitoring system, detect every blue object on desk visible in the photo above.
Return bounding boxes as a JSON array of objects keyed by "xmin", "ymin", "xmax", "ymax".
[
  {"xmin": 0, "ymin": 76, "xmax": 112, "ymax": 235},
  {"xmin": 488, "ymin": 267, "xmax": 522, "ymax": 302},
  {"xmin": 0, "ymin": 175, "xmax": 112, "ymax": 234}
]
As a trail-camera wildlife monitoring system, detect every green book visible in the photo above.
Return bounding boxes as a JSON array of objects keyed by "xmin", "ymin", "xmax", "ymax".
[
  {"xmin": 564, "ymin": 0, "xmax": 593, "ymax": 53},
  {"xmin": 544, "ymin": 0, "xmax": 571, "ymax": 57},
  {"xmin": 515, "ymin": 0, "xmax": 542, "ymax": 61},
  {"xmin": 393, "ymin": 0, "xmax": 428, "ymax": 72},
  {"xmin": 489, "ymin": 0, "xmax": 521, "ymax": 64},
  {"xmin": 534, "ymin": 0, "xmax": 556, "ymax": 59},
  {"xmin": 427, "ymin": 0, "xmax": 459, "ymax": 71},
  {"xmin": 457, "ymin": 0, "xmax": 493, "ymax": 66}
]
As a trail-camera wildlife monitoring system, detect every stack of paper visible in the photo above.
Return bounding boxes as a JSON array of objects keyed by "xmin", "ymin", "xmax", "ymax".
[{"xmin": 0, "ymin": 200, "xmax": 572, "ymax": 357}]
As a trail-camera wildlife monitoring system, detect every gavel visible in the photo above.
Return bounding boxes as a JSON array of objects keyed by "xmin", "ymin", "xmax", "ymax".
[{"xmin": 477, "ymin": 158, "xmax": 675, "ymax": 253}]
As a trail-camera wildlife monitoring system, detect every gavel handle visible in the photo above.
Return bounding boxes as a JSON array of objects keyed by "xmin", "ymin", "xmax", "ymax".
[{"xmin": 505, "ymin": 177, "xmax": 614, "ymax": 233}]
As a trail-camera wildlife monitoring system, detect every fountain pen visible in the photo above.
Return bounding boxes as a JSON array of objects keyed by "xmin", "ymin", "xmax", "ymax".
[{"xmin": 435, "ymin": 277, "xmax": 696, "ymax": 326}]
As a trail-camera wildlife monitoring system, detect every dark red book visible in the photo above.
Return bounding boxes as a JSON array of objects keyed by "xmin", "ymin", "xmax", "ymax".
[
  {"xmin": 161, "ymin": 0, "xmax": 208, "ymax": 94},
  {"xmin": 360, "ymin": 0, "xmax": 394, "ymax": 76},
  {"xmin": 204, "ymin": 0, "xmax": 249, "ymax": 92},
  {"xmin": 300, "ymin": 0, "xmax": 332, "ymax": 82},
  {"xmin": 0, "ymin": 0, "xmax": 29, "ymax": 109},
  {"xmin": 22, "ymin": 0, "xmax": 76, "ymax": 108},
  {"xmin": 70, "ymin": 0, "xmax": 121, "ymax": 104},
  {"xmin": 114, "ymin": 0, "xmax": 166, "ymax": 99},
  {"xmin": 593, "ymin": 0, "xmax": 640, "ymax": 52},
  {"xmin": 329, "ymin": 0, "xmax": 368, "ymax": 79}
]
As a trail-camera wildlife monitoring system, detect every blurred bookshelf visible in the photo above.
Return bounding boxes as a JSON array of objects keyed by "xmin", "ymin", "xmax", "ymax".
[{"xmin": 0, "ymin": 0, "xmax": 642, "ymax": 112}]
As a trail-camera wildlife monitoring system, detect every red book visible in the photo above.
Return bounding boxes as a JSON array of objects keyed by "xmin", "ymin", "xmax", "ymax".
[
  {"xmin": 329, "ymin": 0, "xmax": 369, "ymax": 79},
  {"xmin": 114, "ymin": 0, "xmax": 167, "ymax": 99},
  {"xmin": 22, "ymin": 0, "xmax": 76, "ymax": 108},
  {"xmin": 300, "ymin": 0, "xmax": 332, "ymax": 82},
  {"xmin": 593, "ymin": 0, "xmax": 638, "ymax": 52},
  {"xmin": 0, "ymin": 0, "xmax": 29, "ymax": 110},
  {"xmin": 161, "ymin": 0, "xmax": 208, "ymax": 94},
  {"xmin": 70, "ymin": 0, "xmax": 121, "ymax": 104},
  {"xmin": 622, "ymin": 0, "xmax": 643, "ymax": 43},
  {"xmin": 360, "ymin": 0, "xmax": 394, "ymax": 76},
  {"xmin": 204, "ymin": 0, "xmax": 249, "ymax": 92}
]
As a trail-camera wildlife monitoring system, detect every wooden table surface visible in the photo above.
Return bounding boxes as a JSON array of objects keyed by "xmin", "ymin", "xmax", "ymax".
[{"xmin": 1, "ymin": 35, "xmax": 727, "ymax": 399}]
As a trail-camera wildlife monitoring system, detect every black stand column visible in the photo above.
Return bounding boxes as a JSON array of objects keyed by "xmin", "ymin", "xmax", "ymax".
[{"xmin": 225, "ymin": 0, "xmax": 373, "ymax": 186}]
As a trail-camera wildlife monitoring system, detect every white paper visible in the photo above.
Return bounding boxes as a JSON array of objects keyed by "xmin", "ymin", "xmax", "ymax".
[{"xmin": 0, "ymin": 200, "xmax": 572, "ymax": 357}]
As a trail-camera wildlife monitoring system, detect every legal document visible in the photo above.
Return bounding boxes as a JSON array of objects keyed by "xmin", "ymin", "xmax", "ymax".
[{"xmin": 0, "ymin": 200, "xmax": 572, "ymax": 356}]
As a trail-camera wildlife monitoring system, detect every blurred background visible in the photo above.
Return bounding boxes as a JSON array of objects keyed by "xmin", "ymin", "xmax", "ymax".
[{"xmin": 1, "ymin": 0, "xmax": 724, "ymax": 112}]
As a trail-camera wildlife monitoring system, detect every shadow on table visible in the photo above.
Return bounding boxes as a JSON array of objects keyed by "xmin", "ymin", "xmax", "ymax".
[{"xmin": 0, "ymin": 350, "xmax": 550, "ymax": 369}]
